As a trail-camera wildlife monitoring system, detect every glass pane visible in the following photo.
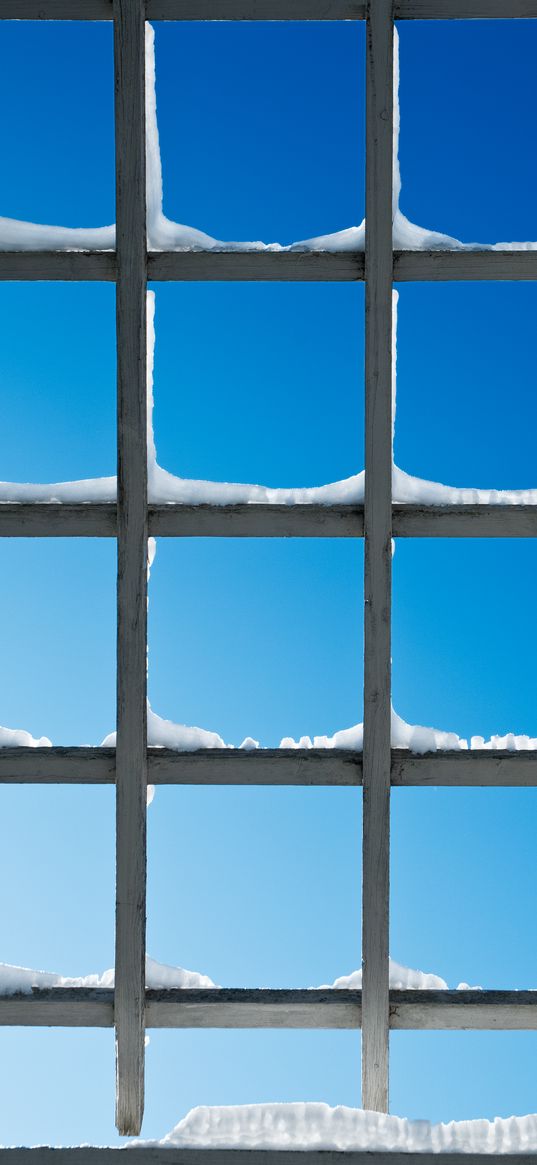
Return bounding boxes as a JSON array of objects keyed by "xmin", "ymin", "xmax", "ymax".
[
  {"xmin": 0, "ymin": 284, "xmax": 115, "ymax": 487},
  {"xmin": 397, "ymin": 20, "xmax": 537, "ymax": 244},
  {"xmin": 0, "ymin": 540, "xmax": 116, "ymax": 744},
  {"xmin": 0, "ymin": 22, "xmax": 114, "ymax": 228},
  {"xmin": 150, "ymin": 283, "xmax": 364, "ymax": 490},
  {"xmin": 154, "ymin": 21, "xmax": 364, "ymax": 246}
]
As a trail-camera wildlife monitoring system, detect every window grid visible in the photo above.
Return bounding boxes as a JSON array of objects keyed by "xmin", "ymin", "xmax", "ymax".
[{"xmin": 1, "ymin": 0, "xmax": 536, "ymax": 1146}]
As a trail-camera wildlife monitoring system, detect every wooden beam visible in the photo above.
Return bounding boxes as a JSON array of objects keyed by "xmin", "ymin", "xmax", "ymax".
[
  {"xmin": 4, "ymin": 0, "xmax": 537, "ymax": 17},
  {"xmin": 0, "ymin": 504, "xmax": 117, "ymax": 538},
  {"xmin": 2, "ymin": 747, "xmax": 537, "ymax": 788},
  {"xmin": 113, "ymin": 0, "xmax": 147, "ymax": 1137},
  {"xmin": 3, "ymin": 503, "xmax": 537, "ymax": 540},
  {"xmin": 148, "ymin": 251, "xmax": 364, "ymax": 282},
  {"xmin": 390, "ymin": 990, "xmax": 537, "ymax": 1029},
  {"xmin": 147, "ymin": 988, "xmax": 537, "ymax": 1031},
  {"xmin": 0, "ymin": 252, "xmax": 115, "ymax": 281},
  {"xmin": 146, "ymin": 989, "xmax": 362, "ymax": 1029},
  {"xmin": 0, "ymin": 0, "xmax": 365, "ymax": 15},
  {"xmin": 394, "ymin": 250, "xmax": 537, "ymax": 282},
  {"xmin": 362, "ymin": 0, "xmax": 393, "ymax": 1117},
  {"xmin": 149, "ymin": 503, "xmax": 364, "ymax": 538},
  {"xmin": 0, "ymin": 990, "xmax": 114, "ymax": 1027},
  {"xmin": 392, "ymin": 750, "xmax": 537, "ymax": 786},
  {"xmin": 2, "ymin": 249, "xmax": 537, "ymax": 287},
  {"xmin": 148, "ymin": 748, "xmax": 362, "ymax": 785},
  {"xmin": 2, "ymin": 989, "xmax": 537, "ymax": 1032},
  {"xmin": 0, "ymin": 0, "xmax": 112, "ymax": 14},
  {"xmin": 2, "ymin": 1153, "xmax": 537, "ymax": 1165},
  {"xmin": 0, "ymin": 748, "xmax": 116, "ymax": 783},
  {"xmin": 393, "ymin": 504, "xmax": 537, "ymax": 537},
  {"xmin": 392, "ymin": 750, "xmax": 537, "ymax": 787},
  {"xmin": 4, "ymin": 1154, "xmax": 537, "ymax": 1165},
  {"xmin": 149, "ymin": 0, "xmax": 364, "ymax": 15},
  {"xmin": 396, "ymin": 0, "xmax": 537, "ymax": 15}
]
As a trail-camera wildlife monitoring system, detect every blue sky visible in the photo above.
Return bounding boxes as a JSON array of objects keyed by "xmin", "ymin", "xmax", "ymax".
[{"xmin": 1, "ymin": 13, "xmax": 537, "ymax": 1148}]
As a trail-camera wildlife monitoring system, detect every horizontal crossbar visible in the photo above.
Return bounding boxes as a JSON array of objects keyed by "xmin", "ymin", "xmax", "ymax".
[
  {"xmin": 1, "ymin": 504, "xmax": 537, "ymax": 538},
  {"xmin": 1, "ymin": 989, "xmax": 536, "ymax": 1030},
  {"xmin": 3, "ymin": 251, "xmax": 537, "ymax": 283},
  {"xmin": 2, "ymin": 0, "xmax": 537, "ymax": 18},
  {"xmin": 1, "ymin": 748, "xmax": 537, "ymax": 785},
  {"xmin": 2, "ymin": 1155, "xmax": 537, "ymax": 1165}
]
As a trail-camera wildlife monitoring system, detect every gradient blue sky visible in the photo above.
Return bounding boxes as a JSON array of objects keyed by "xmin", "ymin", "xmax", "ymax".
[{"xmin": 1, "ymin": 15, "xmax": 537, "ymax": 1148}]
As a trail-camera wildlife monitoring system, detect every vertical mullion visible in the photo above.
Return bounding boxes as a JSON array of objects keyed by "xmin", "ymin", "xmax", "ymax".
[
  {"xmin": 113, "ymin": 0, "xmax": 148, "ymax": 1137},
  {"xmin": 362, "ymin": 0, "xmax": 393, "ymax": 1114}
]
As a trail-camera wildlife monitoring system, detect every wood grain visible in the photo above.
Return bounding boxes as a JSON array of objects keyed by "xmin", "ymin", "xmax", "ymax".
[
  {"xmin": 2, "ymin": 988, "xmax": 536, "ymax": 1032},
  {"xmin": 113, "ymin": 0, "xmax": 147, "ymax": 1137},
  {"xmin": 362, "ymin": 0, "xmax": 393, "ymax": 1116}
]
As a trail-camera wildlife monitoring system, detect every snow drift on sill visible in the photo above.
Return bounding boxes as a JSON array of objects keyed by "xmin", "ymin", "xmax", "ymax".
[
  {"xmin": 3, "ymin": 705, "xmax": 536, "ymax": 756},
  {"xmin": 2, "ymin": 28, "xmax": 537, "ymax": 255},
  {"xmin": 0, "ymin": 955, "xmax": 217, "ymax": 996},
  {"xmin": 0, "ymin": 955, "xmax": 477, "ymax": 998},
  {"xmin": 282, "ymin": 709, "xmax": 537, "ymax": 754},
  {"xmin": 0, "ymin": 724, "xmax": 51, "ymax": 748},
  {"xmin": 324, "ymin": 957, "xmax": 448, "ymax": 991},
  {"xmin": 3, "ymin": 465, "xmax": 537, "ymax": 508},
  {"xmin": 134, "ymin": 1103, "xmax": 537, "ymax": 1153}
]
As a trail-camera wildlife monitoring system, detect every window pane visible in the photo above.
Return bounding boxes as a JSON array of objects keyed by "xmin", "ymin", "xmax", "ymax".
[
  {"xmin": 393, "ymin": 540, "xmax": 537, "ymax": 739},
  {"xmin": 395, "ymin": 284, "xmax": 537, "ymax": 493},
  {"xmin": 397, "ymin": 20, "xmax": 537, "ymax": 244},
  {"xmin": 151, "ymin": 284, "xmax": 364, "ymax": 490},
  {"xmin": 0, "ymin": 541, "xmax": 116, "ymax": 744},
  {"xmin": 154, "ymin": 21, "xmax": 364, "ymax": 245},
  {"xmin": 0, "ymin": 285, "xmax": 115, "ymax": 487},
  {"xmin": 391, "ymin": 1033, "xmax": 537, "ymax": 1123},
  {"xmin": 148, "ymin": 786, "xmax": 361, "ymax": 988},
  {"xmin": 149, "ymin": 539, "xmax": 363, "ymax": 746},
  {"xmin": 0, "ymin": 23, "xmax": 114, "ymax": 227}
]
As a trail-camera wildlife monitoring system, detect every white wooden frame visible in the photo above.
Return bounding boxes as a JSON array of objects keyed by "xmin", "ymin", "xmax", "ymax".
[{"xmin": 1, "ymin": 0, "xmax": 536, "ymax": 1143}]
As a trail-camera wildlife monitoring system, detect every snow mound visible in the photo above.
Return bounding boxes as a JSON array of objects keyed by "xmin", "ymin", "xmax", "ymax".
[
  {"xmin": 137, "ymin": 1103, "xmax": 537, "ymax": 1153},
  {"xmin": 280, "ymin": 724, "xmax": 363, "ymax": 751},
  {"xmin": 0, "ymin": 724, "xmax": 51, "ymax": 748},
  {"xmin": 324, "ymin": 958, "xmax": 447, "ymax": 991},
  {"xmin": 3, "ymin": 704, "xmax": 535, "ymax": 756},
  {"xmin": 392, "ymin": 465, "xmax": 537, "ymax": 508},
  {"xmin": 101, "ymin": 705, "xmax": 229, "ymax": 751},
  {"xmin": 0, "ymin": 955, "xmax": 217, "ymax": 996}
]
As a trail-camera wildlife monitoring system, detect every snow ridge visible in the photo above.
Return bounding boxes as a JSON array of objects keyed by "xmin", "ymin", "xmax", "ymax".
[
  {"xmin": 137, "ymin": 1103, "xmax": 537, "ymax": 1153},
  {"xmin": 0, "ymin": 956, "xmax": 217, "ymax": 996}
]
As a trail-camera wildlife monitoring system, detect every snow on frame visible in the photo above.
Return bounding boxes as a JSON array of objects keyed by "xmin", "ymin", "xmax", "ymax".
[
  {"xmin": 0, "ymin": 954, "xmax": 478, "ymax": 997},
  {"xmin": 134, "ymin": 1103, "xmax": 537, "ymax": 1153},
  {"xmin": 3, "ymin": 702, "xmax": 537, "ymax": 757},
  {"xmin": 0, "ymin": 955, "xmax": 217, "ymax": 996}
]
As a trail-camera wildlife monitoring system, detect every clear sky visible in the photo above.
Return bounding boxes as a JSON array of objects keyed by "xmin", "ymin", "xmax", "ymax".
[{"xmin": 1, "ymin": 14, "xmax": 537, "ymax": 1149}]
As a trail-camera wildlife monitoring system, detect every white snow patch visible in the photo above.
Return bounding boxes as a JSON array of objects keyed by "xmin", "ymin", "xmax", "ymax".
[
  {"xmin": 135, "ymin": 1103, "xmax": 537, "ymax": 1153},
  {"xmin": 280, "ymin": 724, "xmax": 364, "ymax": 751},
  {"xmin": 324, "ymin": 958, "xmax": 447, "ymax": 991},
  {"xmin": 101, "ymin": 705, "xmax": 229, "ymax": 751},
  {"xmin": 392, "ymin": 465, "xmax": 537, "ymax": 507},
  {"xmin": 0, "ymin": 475, "xmax": 116, "ymax": 504},
  {"xmin": 0, "ymin": 724, "xmax": 51, "ymax": 748},
  {"xmin": 0, "ymin": 955, "xmax": 217, "ymax": 996},
  {"xmin": 3, "ymin": 703, "xmax": 535, "ymax": 758},
  {"xmin": 281, "ymin": 709, "xmax": 537, "ymax": 754}
]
